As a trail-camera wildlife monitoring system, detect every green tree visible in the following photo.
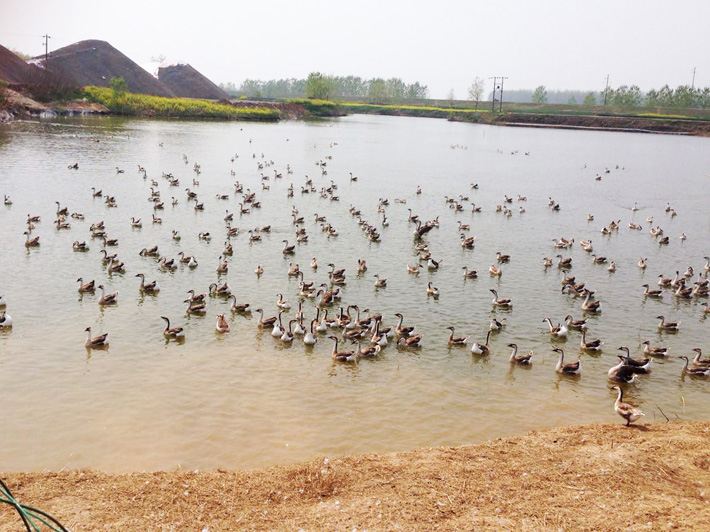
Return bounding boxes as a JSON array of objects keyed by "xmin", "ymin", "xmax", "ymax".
[
  {"xmin": 305, "ymin": 72, "xmax": 335, "ymax": 100},
  {"xmin": 583, "ymin": 92, "xmax": 597, "ymax": 106},
  {"xmin": 368, "ymin": 78, "xmax": 387, "ymax": 104},
  {"xmin": 567, "ymin": 96, "xmax": 577, "ymax": 105},
  {"xmin": 531, "ymin": 85, "xmax": 547, "ymax": 104},
  {"xmin": 109, "ymin": 76, "xmax": 128, "ymax": 112},
  {"xmin": 467, "ymin": 77, "xmax": 485, "ymax": 109}
]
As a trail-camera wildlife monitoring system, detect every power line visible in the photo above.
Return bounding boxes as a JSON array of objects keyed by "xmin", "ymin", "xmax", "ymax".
[
  {"xmin": 42, "ymin": 34, "xmax": 51, "ymax": 65},
  {"xmin": 489, "ymin": 77, "xmax": 508, "ymax": 112}
]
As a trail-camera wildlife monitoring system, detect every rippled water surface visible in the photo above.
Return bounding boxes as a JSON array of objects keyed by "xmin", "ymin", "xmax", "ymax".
[{"xmin": 1, "ymin": 115, "xmax": 709, "ymax": 472}]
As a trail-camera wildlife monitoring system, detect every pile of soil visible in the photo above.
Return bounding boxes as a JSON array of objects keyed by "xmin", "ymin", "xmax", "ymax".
[
  {"xmin": 158, "ymin": 64, "xmax": 228, "ymax": 100},
  {"xmin": 2, "ymin": 421, "xmax": 709, "ymax": 531}
]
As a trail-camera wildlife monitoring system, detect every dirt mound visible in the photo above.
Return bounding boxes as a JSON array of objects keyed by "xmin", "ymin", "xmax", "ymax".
[
  {"xmin": 157, "ymin": 63, "xmax": 228, "ymax": 100},
  {"xmin": 2, "ymin": 421, "xmax": 709, "ymax": 531},
  {"xmin": 30, "ymin": 39, "xmax": 174, "ymax": 97},
  {"xmin": 0, "ymin": 44, "xmax": 39, "ymax": 84}
]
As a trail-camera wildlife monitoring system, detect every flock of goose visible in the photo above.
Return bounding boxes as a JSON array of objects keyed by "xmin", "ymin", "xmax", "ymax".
[{"xmin": 3, "ymin": 138, "xmax": 710, "ymax": 430}]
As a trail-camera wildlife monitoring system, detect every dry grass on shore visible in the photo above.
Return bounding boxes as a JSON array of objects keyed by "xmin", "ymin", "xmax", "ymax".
[{"xmin": 2, "ymin": 421, "xmax": 710, "ymax": 531}]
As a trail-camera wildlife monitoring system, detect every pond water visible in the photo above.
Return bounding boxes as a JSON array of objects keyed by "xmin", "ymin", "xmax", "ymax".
[{"xmin": 1, "ymin": 115, "xmax": 709, "ymax": 472}]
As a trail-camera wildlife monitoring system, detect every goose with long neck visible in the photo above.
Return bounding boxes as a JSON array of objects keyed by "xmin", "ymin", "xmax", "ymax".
[
  {"xmin": 394, "ymin": 313, "xmax": 415, "ymax": 337},
  {"xmin": 691, "ymin": 348, "xmax": 710, "ymax": 368},
  {"xmin": 617, "ymin": 346, "xmax": 651, "ymax": 372},
  {"xmin": 581, "ymin": 290, "xmax": 601, "ymax": 312},
  {"xmin": 580, "ymin": 330, "xmax": 603, "ymax": 351},
  {"xmin": 507, "ymin": 343, "xmax": 532, "ymax": 364},
  {"xmin": 77, "ymin": 278, "xmax": 95, "ymax": 293},
  {"xmin": 552, "ymin": 347, "xmax": 580, "ymax": 374},
  {"xmin": 303, "ymin": 320, "xmax": 318, "ymax": 345},
  {"xmin": 280, "ymin": 320, "xmax": 295, "ymax": 342},
  {"xmin": 184, "ymin": 298, "xmax": 206, "ymax": 314},
  {"xmin": 84, "ymin": 327, "xmax": 108, "ymax": 348},
  {"xmin": 611, "ymin": 386, "xmax": 644, "ymax": 426},
  {"xmin": 656, "ymin": 315, "xmax": 680, "ymax": 331},
  {"xmin": 256, "ymin": 308, "xmax": 276, "ymax": 328},
  {"xmin": 471, "ymin": 330, "xmax": 491, "ymax": 355},
  {"xmin": 316, "ymin": 308, "xmax": 329, "ymax": 332},
  {"xmin": 228, "ymin": 295, "xmax": 250, "ymax": 313},
  {"xmin": 542, "ymin": 317, "xmax": 567, "ymax": 337},
  {"xmin": 355, "ymin": 340, "xmax": 381, "ymax": 358},
  {"xmin": 641, "ymin": 340, "xmax": 669, "ymax": 357},
  {"xmin": 98, "ymin": 285, "xmax": 118, "ymax": 305},
  {"xmin": 680, "ymin": 356, "xmax": 710, "ymax": 376},
  {"xmin": 329, "ymin": 335, "xmax": 357, "ymax": 362},
  {"xmin": 490, "ymin": 289, "xmax": 512, "ymax": 308},
  {"xmin": 135, "ymin": 273, "xmax": 160, "ymax": 293},
  {"xmin": 271, "ymin": 311, "xmax": 285, "ymax": 337},
  {"xmin": 370, "ymin": 320, "xmax": 388, "ymax": 346},
  {"xmin": 0, "ymin": 311, "xmax": 13, "ymax": 328},
  {"xmin": 642, "ymin": 284, "xmax": 662, "ymax": 298},
  {"xmin": 447, "ymin": 326, "xmax": 469, "ymax": 346},
  {"xmin": 161, "ymin": 316, "xmax": 185, "ymax": 338}
]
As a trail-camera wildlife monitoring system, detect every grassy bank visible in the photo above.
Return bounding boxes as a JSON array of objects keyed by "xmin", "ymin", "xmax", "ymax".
[
  {"xmin": 84, "ymin": 86, "xmax": 279, "ymax": 121},
  {"xmin": 2, "ymin": 421, "xmax": 709, "ymax": 531}
]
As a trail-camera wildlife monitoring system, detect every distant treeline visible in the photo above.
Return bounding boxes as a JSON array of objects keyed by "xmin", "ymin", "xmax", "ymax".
[
  {"xmin": 220, "ymin": 75, "xmax": 429, "ymax": 103},
  {"xmin": 497, "ymin": 85, "xmax": 710, "ymax": 109}
]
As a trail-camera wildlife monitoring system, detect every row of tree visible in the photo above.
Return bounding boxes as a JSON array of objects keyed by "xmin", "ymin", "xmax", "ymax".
[
  {"xmin": 524, "ymin": 84, "xmax": 710, "ymax": 108},
  {"xmin": 220, "ymin": 74, "xmax": 429, "ymax": 103}
]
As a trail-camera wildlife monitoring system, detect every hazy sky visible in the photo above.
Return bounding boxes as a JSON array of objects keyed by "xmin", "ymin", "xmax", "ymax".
[{"xmin": 1, "ymin": 0, "xmax": 708, "ymax": 99}]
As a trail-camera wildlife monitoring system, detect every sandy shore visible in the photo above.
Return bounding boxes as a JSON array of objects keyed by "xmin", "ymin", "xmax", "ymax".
[{"xmin": 2, "ymin": 421, "xmax": 710, "ymax": 531}]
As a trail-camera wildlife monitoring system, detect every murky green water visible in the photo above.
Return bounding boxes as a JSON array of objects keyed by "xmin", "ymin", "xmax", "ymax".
[{"xmin": 1, "ymin": 115, "xmax": 709, "ymax": 472}]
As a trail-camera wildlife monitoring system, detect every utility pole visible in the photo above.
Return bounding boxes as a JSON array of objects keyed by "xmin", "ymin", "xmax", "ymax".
[
  {"xmin": 42, "ymin": 34, "xmax": 51, "ymax": 65},
  {"xmin": 499, "ymin": 76, "xmax": 508, "ymax": 112},
  {"xmin": 490, "ymin": 77, "xmax": 497, "ymax": 111},
  {"xmin": 691, "ymin": 67, "xmax": 696, "ymax": 90},
  {"xmin": 603, "ymin": 74, "xmax": 609, "ymax": 105}
]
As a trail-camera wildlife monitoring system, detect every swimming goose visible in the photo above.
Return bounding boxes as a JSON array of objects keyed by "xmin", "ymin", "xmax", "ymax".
[
  {"xmin": 610, "ymin": 386, "xmax": 644, "ymax": 426},
  {"xmin": 628, "ymin": 222, "xmax": 642, "ymax": 230},
  {"xmin": 680, "ymin": 356, "xmax": 710, "ymax": 377},
  {"xmin": 184, "ymin": 298, "xmax": 207, "ymax": 314},
  {"xmin": 656, "ymin": 315, "xmax": 680, "ymax": 331},
  {"xmin": 209, "ymin": 282, "xmax": 231, "ymax": 297},
  {"xmin": 638, "ymin": 258, "xmax": 647, "ymax": 269},
  {"xmin": 76, "ymin": 278, "xmax": 95, "ymax": 293},
  {"xmin": 701, "ymin": 302, "xmax": 710, "ymax": 314},
  {"xmin": 427, "ymin": 257, "xmax": 442, "ymax": 270},
  {"xmin": 543, "ymin": 317, "xmax": 567, "ymax": 337},
  {"xmin": 556, "ymin": 255, "xmax": 572, "ymax": 269},
  {"xmin": 329, "ymin": 336, "xmax": 358, "ymax": 362},
  {"xmin": 462, "ymin": 266, "xmax": 478, "ymax": 279},
  {"xmin": 140, "ymin": 246, "xmax": 160, "ymax": 257},
  {"xmin": 398, "ymin": 334, "xmax": 423, "ymax": 347},
  {"xmin": 227, "ymin": 295, "xmax": 250, "ymax": 313},
  {"xmin": 198, "ymin": 232, "xmax": 211, "ymax": 241},
  {"xmin": 102, "ymin": 236, "xmax": 119, "ymax": 247},
  {"xmin": 97, "ymin": 285, "xmax": 118, "ymax": 305},
  {"xmin": 580, "ymin": 330, "xmax": 603, "ymax": 351},
  {"xmin": 24, "ymin": 231, "xmax": 40, "ymax": 247},
  {"xmin": 157, "ymin": 257, "xmax": 176, "ymax": 271},
  {"xmin": 131, "ymin": 217, "xmax": 142, "ymax": 228},
  {"xmin": 357, "ymin": 259, "xmax": 368, "ymax": 273},
  {"xmin": 581, "ymin": 290, "xmax": 601, "ymax": 312},
  {"xmin": 552, "ymin": 347, "xmax": 581, "ymax": 374},
  {"xmin": 446, "ymin": 326, "xmax": 469, "ymax": 346},
  {"xmin": 282, "ymin": 240, "xmax": 296, "ymax": 254},
  {"xmin": 460, "ymin": 235, "xmax": 475, "ymax": 249},
  {"xmin": 408, "ymin": 263, "xmax": 423, "ymax": 274},
  {"xmin": 580, "ymin": 240, "xmax": 593, "ymax": 252},
  {"xmin": 617, "ymin": 347, "xmax": 652, "ymax": 372},
  {"xmin": 640, "ymin": 340, "xmax": 669, "ymax": 357},
  {"xmin": 187, "ymin": 289, "xmax": 206, "ymax": 304},
  {"xmin": 161, "ymin": 316, "xmax": 185, "ymax": 338},
  {"xmin": 55, "ymin": 202, "xmax": 68, "ymax": 216},
  {"xmin": 135, "ymin": 273, "xmax": 160, "ymax": 293},
  {"xmin": 508, "ymin": 343, "xmax": 533, "ymax": 364},
  {"xmin": 490, "ymin": 289, "xmax": 512, "ymax": 308},
  {"xmin": 564, "ymin": 315, "xmax": 588, "ymax": 330},
  {"xmin": 489, "ymin": 264, "xmax": 502, "ymax": 277},
  {"xmin": 4, "ymin": 195, "xmax": 12, "ymax": 205},
  {"xmin": 256, "ymin": 308, "xmax": 277, "ymax": 328},
  {"xmin": 489, "ymin": 317, "xmax": 506, "ymax": 332},
  {"xmin": 471, "ymin": 331, "xmax": 491, "ymax": 355},
  {"xmin": 374, "ymin": 274, "xmax": 387, "ymax": 288},
  {"xmin": 280, "ymin": 320, "xmax": 295, "ymax": 342},
  {"xmin": 427, "ymin": 282, "xmax": 439, "ymax": 297},
  {"xmin": 369, "ymin": 321, "xmax": 389, "ymax": 346},
  {"xmin": 277, "ymin": 293, "xmax": 291, "ymax": 309},
  {"xmin": 542, "ymin": 257, "xmax": 553, "ymax": 268},
  {"xmin": 303, "ymin": 320, "xmax": 318, "ymax": 345},
  {"xmin": 216, "ymin": 256, "xmax": 229, "ymax": 274},
  {"xmin": 215, "ymin": 314, "xmax": 230, "ymax": 333},
  {"xmin": 608, "ymin": 261, "xmax": 617, "ymax": 272},
  {"xmin": 84, "ymin": 327, "xmax": 108, "ymax": 348},
  {"xmin": 152, "ymin": 214, "xmax": 162, "ymax": 224},
  {"xmin": 495, "ymin": 251, "xmax": 510, "ymax": 263},
  {"xmin": 73, "ymin": 240, "xmax": 89, "ymax": 251},
  {"xmin": 394, "ymin": 313, "xmax": 415, "ymax": 337},
  {"xmin": 640, "ymin": 284, "xmax": 662, "ymax": 298},
  {"xmin": 355, "ymin": 340, "xmax": 381, "ymax": 358},
  {"xmin": 271, "ymin": 311, "xmax": 285, "ymax": 337},
  {"xmin": 552, "ymin": 238, "xmax": 573, "ymax": 249}
]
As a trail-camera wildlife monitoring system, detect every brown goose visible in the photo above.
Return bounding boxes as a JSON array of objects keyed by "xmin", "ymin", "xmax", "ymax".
[
  {"xmin": 552, "ymin": 347, "xmax": 580, "ymax": 374},
  {"xmin": 77, "ymin": 278, "xmax": 95, "ymax": 293},
  {"xmin": 97, "ymin": 285, "xmax": 118, "ymax": 305},
  {"xmin": 508, "ymin": 343, "xmax": 533, "ymax": 364},
  {"xmin": 161, "ymin": 316, "xmax": 185, "ymax": 338},
  {"xmin": 84, "ymin": 327, "xmax": 109, "ymax": 348},
  {"xmin": 610, "ymin": 386, "xmax": 644, "ymax": 426}
]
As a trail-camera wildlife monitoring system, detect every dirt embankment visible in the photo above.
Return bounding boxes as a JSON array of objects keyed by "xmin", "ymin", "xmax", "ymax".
[
  {"xmin": 472, "ymin": 112, "xmax": 710, "ymax": 136},
  {"xmin": 2, "ymin": 421, "xmax": 709, "ymax": 531}
]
